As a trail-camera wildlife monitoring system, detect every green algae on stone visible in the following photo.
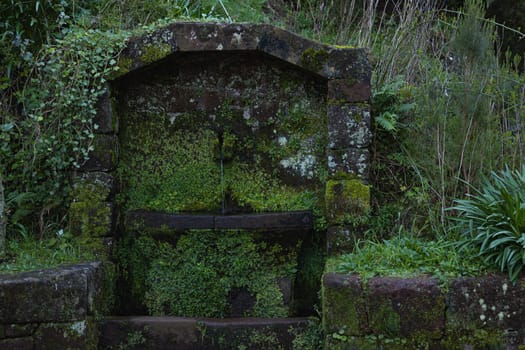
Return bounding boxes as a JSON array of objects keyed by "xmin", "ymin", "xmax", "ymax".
[
  {"xmin": 321, "ymin": 273, "xmax": 366, "ymax": 337},
  {"xmin": 300, "ymin": 48, "xmax": 329, "ymax": 73},
  {"xmin": 140, "ymin": 43, "xmax": 172, "ymax": 64},
  {"xmin": 69, "ymin": 178, "xmax": 111, "ymax": 237},
  {"xmin": 325, "ymin": 179, "xmax": 370, "ymax": 224}
]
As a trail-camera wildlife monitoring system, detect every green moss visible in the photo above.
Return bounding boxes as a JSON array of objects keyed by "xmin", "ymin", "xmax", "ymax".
[
  {"xmin": 115, "ymin": 56, "xmax": 132, "ymax": 76},
  {"xmin": 326, "ymin": 179, "xmax": 370, "ymax": 224},
  {"xmin": 116, "ymin": 230, "xmax": 298, "ymax": 318},
  {"xmin": 441, "ymin": 328, "xmax": 505, "ymax": 349},
  {"xmin": 321, "ymin": 276, "xmax": 365, "ymax": 336},
  {"xmin": 369, "ymin": 301, "xmax": 401, "ymax": 337},
  {"xmin": 69, "ymin": 180, "xmax": 111, "ymax": 237},
  {"xmin": 140, "ymin": 43, "xmax": 171, "ymax": 64},
  {"xmin": 301, "ymin": 48, "xmax": 329, "ymax": 72},
  {"xmin": 93, "ymin": 260, "xmax": 117, "ymax": 319}
]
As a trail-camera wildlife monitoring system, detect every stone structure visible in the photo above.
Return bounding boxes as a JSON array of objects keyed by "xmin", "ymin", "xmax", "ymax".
[
  {"xmin": 322, "ymin": 272, "xmax": 525, "ymax": 349},
  {"xmin": 0, "ymin": 263, "xmax": 111, "ymax": 349},
  {"xmin": 71, "ymin": 21, "xmax": 372, "ymax": 253}
]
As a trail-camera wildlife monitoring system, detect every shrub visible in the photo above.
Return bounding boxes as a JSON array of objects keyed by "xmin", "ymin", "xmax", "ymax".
[{"xmin": 452, "ymin": 166, "xmax": 525, "ymax": 281}]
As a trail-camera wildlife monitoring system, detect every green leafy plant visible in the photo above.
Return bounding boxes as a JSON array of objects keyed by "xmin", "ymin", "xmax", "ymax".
[
  {"xmin": 329, "ymin": 235, "xmax": 490, "ymax": 283},
  {"xmin": 451, "ymin": 166, "xmax": 525, "ymax": 281},
  {"xmin": 117, "ymin": 230, "xmax": 298, "ymax": 318}
]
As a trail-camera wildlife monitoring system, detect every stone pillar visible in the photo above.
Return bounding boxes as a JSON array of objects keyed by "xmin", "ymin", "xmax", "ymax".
[
  {"xmin": 70, "ymin": 87, "xmax": 117, "ymax": 242},
  {"xmin": 325, "ymin": 49, "xmax": 372, "ymax": 255}
]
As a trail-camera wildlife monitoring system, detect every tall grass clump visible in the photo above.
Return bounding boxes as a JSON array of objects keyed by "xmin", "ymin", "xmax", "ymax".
[{"xmin": 452, "ymin": 166, "xmax": 525, "ymax": 281}]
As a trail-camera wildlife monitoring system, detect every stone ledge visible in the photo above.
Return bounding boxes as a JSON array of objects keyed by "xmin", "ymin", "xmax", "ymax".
[
  {"xmin": 0, "ymin": 262, "xmax": 106, "ymax": 324},
  {"xmin": 322, "ymin": 272, "xmax": 525, "ymax": 349},
  {"xmin": 98, "ymin": 316, "xmax": 312, "ymax": 350}
]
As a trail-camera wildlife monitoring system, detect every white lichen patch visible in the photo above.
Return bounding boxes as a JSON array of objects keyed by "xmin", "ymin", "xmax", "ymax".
[
  {"xmin": 277, "ymin": 136, "xmax": 288, "ymax": 146},
  {"xmin": 243, "ymin": 108, "xmax": 251, "ymax": 120},
  {"xmin": 497, "ymin": 311, "xmax": 505, "ymax": 321},
  {"xmin": 280, "ymin": 153, "xmax": 317, "ymax": 179},
  {"xmin": 328, "ymin": 155, "xmax": 337, "ymax": 170},
  {"xmin": 502, "ymin": 283, "xmax": 508, "ymax": 295},
  {"xmin": 216, "ymin": 43, "xmax": 223, "ymax": 50},
  {"xmin": 231, "ymin": 32, "xmax": 243, "ymax": 46},
  {"xmin": 69, "ymin": 321, "xmax": 86, "ymax": 336},
  {"xmin": 479, "ymin": 314, "xmax": 486, "ymax": 321}
]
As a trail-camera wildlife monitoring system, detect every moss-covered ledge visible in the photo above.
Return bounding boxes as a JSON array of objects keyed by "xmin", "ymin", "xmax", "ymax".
[
  {"xmin": 0, "ymin": 262, "xmax": 114, "ymax": 349},
  {"xmin": 322, "ymin": 272, "xmax": 525, "ymax": 349}
]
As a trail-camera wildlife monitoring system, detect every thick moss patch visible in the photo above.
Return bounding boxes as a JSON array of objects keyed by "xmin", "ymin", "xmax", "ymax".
[{"xmin": 115, "ymin": 230, "xmax": 299, "ymax": 318}]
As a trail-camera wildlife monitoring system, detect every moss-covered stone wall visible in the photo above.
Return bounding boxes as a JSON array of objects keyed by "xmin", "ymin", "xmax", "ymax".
[
  {"xmin": 113, "ymin": 51, "xmax": 328, "ymax": 216},
  {"xmin": 322, "ymin": 272, "xmax": 525, "ymax": 349},
  {"xmin": 0, "ymin": 262, "xmax": 113, "ymax": 350}
]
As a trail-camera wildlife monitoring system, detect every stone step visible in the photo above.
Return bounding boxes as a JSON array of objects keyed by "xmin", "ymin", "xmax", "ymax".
[{"xmin": 98, "ymin": 316, "xmax": 312, "ymax": 350}]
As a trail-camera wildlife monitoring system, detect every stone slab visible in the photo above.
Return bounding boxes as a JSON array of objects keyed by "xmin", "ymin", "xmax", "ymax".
[
  {"xmin": 94, "ymin": 88, "xmax": 117, "ymax": 134},
  {"xmin": 125, "ymin": 210, "xmax": 313, "ymax": 231},
  {"xmin": 0, "ymin": 337, "xmax": 34, "ymax": 350},
  {"xmin": 80, "ymin": 134, "xmax": 118, "ymax": 172},
  {"xmin": 322, "ymin": 273, "xmax": 367, "ymax": 336},
  {"xmin": 114, "ymin": 22, "xmax": 369, "ymax": 81},
  {"xmin": 446, "ymin": 274, "xmax": 525, "ymax": 332},
  {"xmin": 33, "ymin": 320, "xmax": 96, "ymax": 350},
  {"xmin": 214, "ymin": 211, "xmax": 313, "ymax": 230},
  {"xmin": 98, "ymin": 316, "xmax": 311, "ymax": 350},
  {"xmin": 367, "ymin": 276, "xmax": 445, "ymax": 340},
  {"xmin": 328, "ymin": 79, "xmax": 371, "ymax": 103},
  {"xmin": 325, "ymin": 179, "xmax": 370, "ymax": 225},
  {"xmin": 328, "ymin": 104, "xmax": 371, "ymax": 150},
  {"xmin": 0, "ymin": 262, "xmax": 103, "ymax": 323}
]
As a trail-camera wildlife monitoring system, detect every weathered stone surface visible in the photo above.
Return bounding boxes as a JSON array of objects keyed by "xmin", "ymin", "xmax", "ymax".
[
  {"xmin": 259, "ymin": 27, "xmax": 325, "ymax": 72},
  {"xmin": 72, "ymin": 172, "xmax": 115, "ymax": 200},
  {"xmin": 98, "ymin": 316, "xmax": 198, "ymax": 350},
  {"xmin": 326, "ymin": 48, "xmax": 372, "ymax": 81},
  {"xmin": 0, "ymin": 337, "xmax": 33, "ymax": 350},
  {"xmin": 125, "ymin": 210, "xmax": 313, "ymax": 231},
  {"xmin": 367, "ymin": 276, "xmax": 445, "ymax": 340},
  {"xmin": 98, "ymin": 316, "xmax": 310, "ymax": 350},
  {"xmin": 0, "ymin": 262, "xmax": 103, "ymax": 323},
  {"xmin": 325, "ymin": 179, "xmax": 370, "ymax": 224},
  {"xmin": 80, "ymin": 134, "xmax": 118, "ymax": 172},
  {"xmin": 328, "ymin": 79, "xmax": 371, "ymax": 102},
  {"xmin": 328, "ymin": 104, "xmax": 371, "ymax": 149},
  {"xmin": 33, "ymin": 320, "xmax": 96, "ymax": 350},
  {"xmin": 94, "ymin": 88, "xmax": 117, "ymax": 134},
  {"xmin": 69, "ymin": 201, "xmax": 113, "ymax": 237},
  {"xmin": 114, "ymin": 22, "xmax": 367, "ymax": 80},
  {"xmin": 69, "ymin": 172, "xmax": 114, "ymax": 237},
  {"xmin": 326, "ymin": 226, "xmax": 363, "ymax": 255},
  {"xmin": 322, "ymin": 273, "xmax": 367, "ymax": 336},
  {"xmin": 1, "ymin": 323, "xmax": 38, "ymax": 339},
  {"xmin": 327, "ymin": 148, "xmax": 370, "ymax": 180},
  {"xmin": 446, "ymin": 274, "xmax": 525, "ymax": 332}
]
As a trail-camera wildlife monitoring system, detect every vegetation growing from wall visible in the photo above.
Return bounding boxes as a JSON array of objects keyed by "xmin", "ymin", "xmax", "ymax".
[
  {"xmin": 0, "ymin": 0, "xmax": 242, "ymax": 247},
  {"xmin": 327, "ymin": 235, "xmax": 492, "ymax": 284},
  {"xmin": 115, "ymin": 230, "xmax": 298, "ymax": 318}
]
